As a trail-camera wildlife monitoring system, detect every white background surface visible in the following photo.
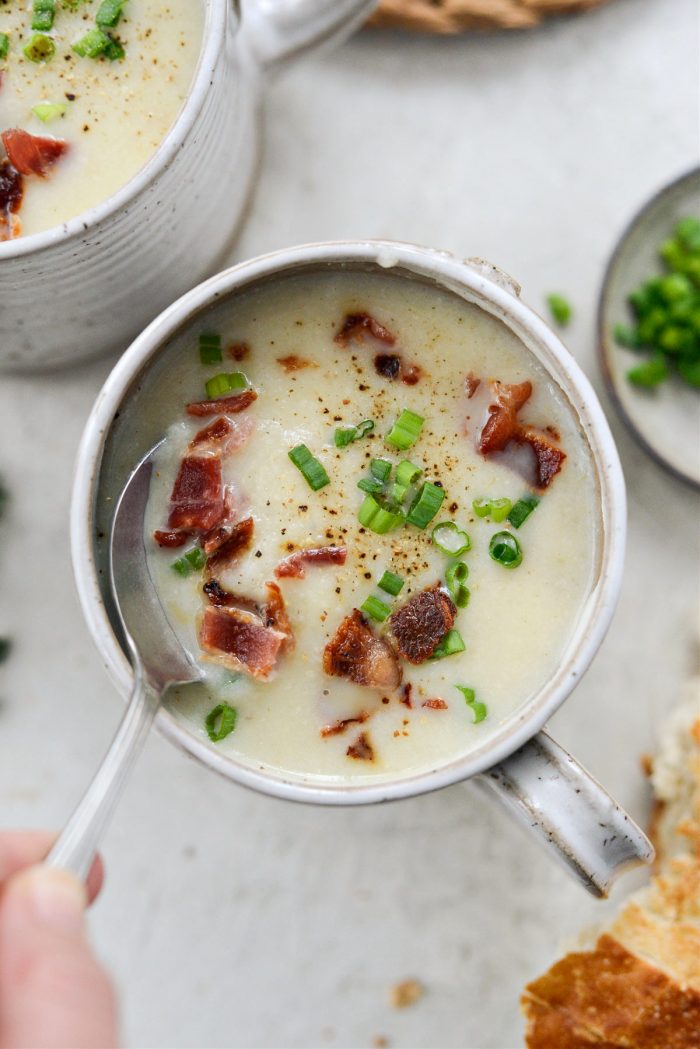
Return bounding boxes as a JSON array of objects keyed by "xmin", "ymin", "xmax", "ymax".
[{"xmin": 1, "ymin": 0, "xmax": 699, "ymax": 1046}]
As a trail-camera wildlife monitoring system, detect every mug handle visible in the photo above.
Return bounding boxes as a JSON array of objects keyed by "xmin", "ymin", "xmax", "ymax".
[
  {"xmin": 474, "ymin": 731, "xmax": 654, "ymax": 897},
  {"xmin": 239, "ymin": 0, "xmax": 378, "ymax": 72}
]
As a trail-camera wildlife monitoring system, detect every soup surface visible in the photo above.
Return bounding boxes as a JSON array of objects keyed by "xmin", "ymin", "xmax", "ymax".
[
  {"xmin": 0, "ymin": 0, "xmax": 202, "ymax": 238},
  {"xmin": 138, "ymin": 269, "xmax": 601, "ymax": 784}
]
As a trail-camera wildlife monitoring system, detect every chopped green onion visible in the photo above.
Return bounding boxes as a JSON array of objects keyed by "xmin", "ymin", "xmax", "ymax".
[
  {"xmin": 471, "ymin": 497, "xmax": 512, "ymax": 522},
  {"xmin": 445, "ymin": 561, "xmax": 470, "ymax": 608},
  {"xmin": 377, "ymin": 570, "xmax": 404, "ymax": 596},
  {"xmin": 431, "ymin": 520, "xmax": 470, "ymax": 556},
  {"xmin": 547, "ymin": 293, "xmax": 572, "ymax": 326},
  {"xmin": 358, "ymin": 494, "xmax": 404, "ymax": 534},
  {"xmin": 205, "ymin": 702, "xmax": 237, "ymax": 742},
  {"xmin": 489, "ymin": 531, "xmax": 523, "ymax": 569},
  {"xmin": 406, "ymin": 482, "xmax": 444, "ymax": 529},
  {"xmin": 24, "ymin": 34, "xmax": 55, "ymax": 62},
  {"xmin": 335, "ymin": 419, "xmax": 374, "ymax": 448},
  {"xmin": 360, "ymin": 595, "xmax": 392, "ymax": 622},
  {"xmin": 96, "ymin": 0, "xmax": 126, "ymax": 27},
  {"xmin": 390, "ymin": 482, "xmax": 408, "ymax": 502},
  {"xmin": 370, "ymin": 458, "xmax": 392, "ymax": 482},
  {"xmin": 507, "ymin": 495, "xmax": 540, "ymax": 529},
  {"xmin": 395, "ymin": 460, "xmax": 422, "ymax": 487},
  {"xmin": 288, "ymin": 444, "xmax": 330, "ymax": 491},
  {"xmin": 357, "ymin": 476, "xmax": 384, "ymax": 495},
  {"xmin": 32, "ymin": 102, "xmax": 67, "ymax": 122},
  {"xmin": 198, "ymin": 332, "xmax": 222, "ymax": 365},
  {"xmin": 678, "ymin": 355, "xmax": 700, "ymax": 387},
  {"xmin": 102, "ymin": 34, "xmax": 124, "ymax": 60},
  {"xmin": 676, "ymin": 216, "xmax": 700, "ymax": 252},
  {"xmin": 0, "ymin": 33, "xmax": 10, "ymax": 60},
  {"xmin": 32, "ymin": 0, "xmax": 55, "ymax": 32},
  {"xmin": 386, "ymin": 408, "xmax": 424, "ymax": 450},
  {"xmin": 429, "ymin": 629, "xmax": 466, "ymax": 661},
  {"xmin": 613, "ymin": 323, "xmax": 642, "ymax": 349},
  {"xmin": 171, "ymin": 546, "xmax": 206, "ymax": 576},
  {"xmin": 627, "ymin": 355, "xmax": 668, "ymax": 388},
  {"xmin": 489, "ymin": 498, "xmax": 512, "ymax": 523},
  {"xmin": 73, "ymin": 27, "xmax": 112, "ymax": 57},
  {"xmin": 204, "ymin": 372, "xmax": 247, "ymax": 399},
  {"xmin": 455, "ymin": 685, "xmax": 487, "ymax": 723}
]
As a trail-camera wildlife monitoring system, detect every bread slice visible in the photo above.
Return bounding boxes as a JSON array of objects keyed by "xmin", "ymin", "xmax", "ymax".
[{"xmin": 521, "ymin": 682, "xmax": 700, "ymax": 1048}]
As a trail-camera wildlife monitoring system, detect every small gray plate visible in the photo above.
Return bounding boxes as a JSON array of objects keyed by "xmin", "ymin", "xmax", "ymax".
[{"xmin": 597, "ymin": 168, "xmax": 700, "ymax": 490}]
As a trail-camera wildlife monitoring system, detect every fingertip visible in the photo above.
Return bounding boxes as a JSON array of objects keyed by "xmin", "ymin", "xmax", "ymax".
[{"xmin": 86, "ymin": 853, "xmax": 105, "ymax": 906}]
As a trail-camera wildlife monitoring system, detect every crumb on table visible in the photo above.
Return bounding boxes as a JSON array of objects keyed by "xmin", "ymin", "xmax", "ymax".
[{"xmin": 389, "ymin": 978, "xmax": 424, "ymax": 1009}]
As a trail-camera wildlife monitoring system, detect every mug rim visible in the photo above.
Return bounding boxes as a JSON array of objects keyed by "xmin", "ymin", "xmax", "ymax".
[
  {"xmin": 71, "ymin": 239, "xmax": 627, "ymax": 806},
  {"xmin": 0, "ymin": 0, "xmax": 227, "ymax": 260}
]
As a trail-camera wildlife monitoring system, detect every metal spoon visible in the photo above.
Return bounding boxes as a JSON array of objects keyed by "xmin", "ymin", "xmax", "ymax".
[{"xmin": 46, "ymin": 443, "xmax": 201, "ymax": 880}]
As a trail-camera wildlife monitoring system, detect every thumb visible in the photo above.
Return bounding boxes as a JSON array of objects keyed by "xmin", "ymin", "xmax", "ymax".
[{"xmin": 0, "ymin": 867, "xmax": 118, "ymax": 1049}]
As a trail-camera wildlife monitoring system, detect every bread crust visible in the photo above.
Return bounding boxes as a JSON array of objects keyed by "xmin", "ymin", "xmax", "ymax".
[
  {"xmin": 521, "ymin": 687, "xmax": 700, "ymax": 1047},
  {"xmin": 522, "ymin": 934, "xmax": 700, "ymax": 1048}
]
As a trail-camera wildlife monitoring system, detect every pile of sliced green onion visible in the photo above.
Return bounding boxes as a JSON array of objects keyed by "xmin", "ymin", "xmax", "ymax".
[{"xmin": 614, "ymin": 216, "xmax": 700, "ymax": 389}]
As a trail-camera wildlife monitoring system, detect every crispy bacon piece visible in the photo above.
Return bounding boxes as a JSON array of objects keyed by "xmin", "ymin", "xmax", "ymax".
[
  {"xmin": 1, "ymin": 129, "xmax": 68, "ymax": 177},
  {"xmin": 476, "ymin": 379, "xmax": 566, "ymax": 490},
  {"xmin": 479, "ymin": 380, "xmax": 533, "ymax": 455},
  {"xmin": 274, "ymin": 546, "xmax": 347, "ymax": 580},
  {"xmin": 0, "ymin": 160, "xmax": 23, "ymax": 242},
  {"xmin": 202, "ymin": 579, "xmax": 238, "ymax": 607},
  {"xmin": 389, "ymin": 585, "xmax": 456, "ymax": 665},
  {"xmin": 204, "ymin": 517, "xmax": 254, "ymax": 572},
  {"xmin": 334, "ymin": 312, "xmax": 396, "ymax": 347},
  {"xmin": 185, "ymin": 389, "xmax": 257, "ymax": 417},
  {"xmin": 199, "ymin": 605, "xmax": 286, "ymax": 679},
  {"xmin": 153, "ymin": 529, "xmax": 193, "ymax": 549},
  {"xmin": 402, "ymin": 364, "xmax": 422, "ymax": 386},
  {"xmin": 167, "ymin": 456, "xmax": 223, "ymax": 531},
  {"xmin": 276, "ymin": 355, "xmax": 315, "ymax": 372},
  {"xmin": 323, "ymin": 609, "xmax": 402, "ymax": 690},
  {"xmin": 321, "ymin": 711, "xmax": 370, "ymax": 738},
  {"xmin": 374, "ymin": 353, "xmax": 401, "ymax": 380},
  {"xmin": 515, "ymin": 428, "xmax": 567, "ymax": 489},
  {"xmin": 465, "ymin": 373, "xmax": 481, "ymax": 399},
  {"xmin": 188, "ymin": 416, "xmax": 234, "ymax": 450},
  {"xmin": 264, "ymin": 582, "xmax": 294, "ymax": 652},
  {"xmin": 346, "ymin": 732, "xmax": 374, "ymax": 761},
  {"xmin": 422, "ymin": 698, "xmax": 448, "ymax": 710},
  {"xmin": 374, "ymin": 353, "xmax": 423, "ymax": 385},
  {"xmin": 228, "ymin": 343, "xmax": 249, "ymax": 361}
]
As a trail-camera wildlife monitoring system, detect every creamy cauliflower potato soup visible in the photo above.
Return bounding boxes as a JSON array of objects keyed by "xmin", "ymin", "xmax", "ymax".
[
  {"xmin": 0, "ymin": 0, "xmax": 202, "ymax": 238},
  {"xmin": 140, "ymin": 270, "xmax": 601, "ymax": 782}
]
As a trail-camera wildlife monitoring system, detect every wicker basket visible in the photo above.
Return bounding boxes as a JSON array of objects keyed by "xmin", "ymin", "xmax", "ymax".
[{"xmin": 369, "ymin": 0, "xmax": 613, "ymax": 33}]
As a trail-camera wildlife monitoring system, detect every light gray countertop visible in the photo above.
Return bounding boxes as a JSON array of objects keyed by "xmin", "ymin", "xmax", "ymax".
[{"xmin": 1, "ymin": 1, "xmax": 698, "ymax": 1046}]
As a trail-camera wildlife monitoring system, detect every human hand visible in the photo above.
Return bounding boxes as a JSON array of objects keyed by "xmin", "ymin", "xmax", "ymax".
[{"xmin": 0, "ymin": 831, "xmax": 118, "ymax": 1049}]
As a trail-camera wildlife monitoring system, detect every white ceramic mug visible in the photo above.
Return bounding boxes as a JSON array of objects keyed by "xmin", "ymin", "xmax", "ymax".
[
  {"xmin": 0, "ymin": 0, "xmax": 375, "ymax": 371},
  {"xmin": 71, "ymin": 241, "xmax": 654, "ymax": 896}
]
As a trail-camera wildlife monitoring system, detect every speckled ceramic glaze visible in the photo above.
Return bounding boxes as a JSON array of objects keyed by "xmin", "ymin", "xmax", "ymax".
[
  {"xmin": 71, "ymin": 241, "xmax": 654, "ymax": 895},
  {"xmin": 0, "ymin": 0, "xmax": 376, "ymax": 371}
]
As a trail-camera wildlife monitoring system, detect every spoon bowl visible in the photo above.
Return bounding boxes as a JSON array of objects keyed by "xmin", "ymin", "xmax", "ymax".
[{"xmin": 46, "ymin": 443, "xmax": 200, "ymax": 880}]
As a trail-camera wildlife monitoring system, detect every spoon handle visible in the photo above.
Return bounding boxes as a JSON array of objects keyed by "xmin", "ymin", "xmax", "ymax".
[{"xmin": 46, "ymin": 662, "xmax": 159, "ymax": 882}]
